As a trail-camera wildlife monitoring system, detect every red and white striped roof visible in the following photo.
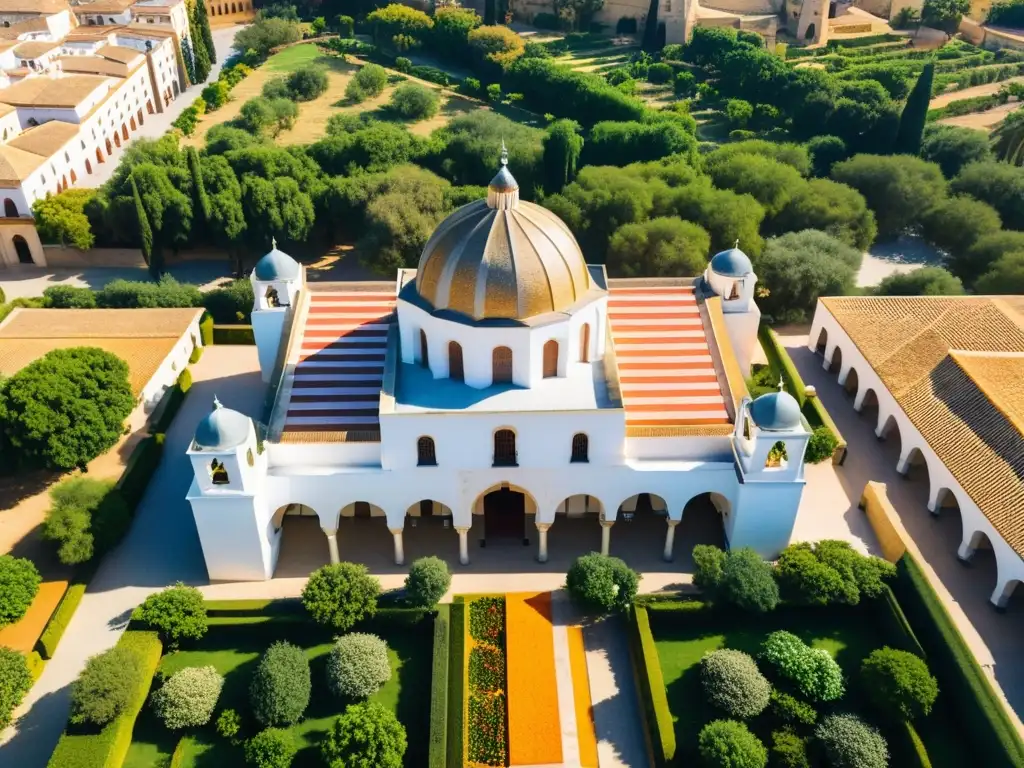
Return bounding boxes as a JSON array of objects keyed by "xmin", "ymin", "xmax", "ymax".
[
  {"xmin": 608, "ymin": 285, "xmax": 730, "ymax": 427},
  {"xmin": 282, "ymin": 291, "xmax": 395, "ymax": 435}
]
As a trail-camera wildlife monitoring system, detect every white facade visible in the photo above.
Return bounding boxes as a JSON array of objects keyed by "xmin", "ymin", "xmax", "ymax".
[{"xmin": 188, "ymin": 166, "xmax": 809, "ymax": 582}]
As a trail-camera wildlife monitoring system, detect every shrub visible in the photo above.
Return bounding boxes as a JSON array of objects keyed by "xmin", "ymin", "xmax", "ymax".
[
  {"xmin": 189, "ymin": 346, "xmax": 203, "ymax": 364},
  {"xmin": 0, "ymin": 647, "xmax": 32, "ymax": 730},
  {"xmin": 389, "ymin": 82, "xmax": 440, "ymax": 120},
  {"xmin": 353, "ymin": 63, "xmax": 388, "ymax": 98},
  {"xmin": 486, "ymin": 82, "xmax": 502, "ymax": 101},
  {"xmin": 42, "ymin": 476, "xmax": 115, "ymax": 565},
  {"xmin": 775, "ymin": 540, "xmax": 894, "ymax": 607},
  {"xmin": 301, "ymin": 562, "xmax": 379, "ymax": 631},
  {"xmin": 326, "ymin": 633, "xmax": 392, "ymax": 699},
  {"xmin": 0, "ymin": 555, "xmax": 40, "ymax": 627},
  {"xmin": 245, "ymin": 727, "xmax": 296, "ymax": 768},
  {"xmin": 647, "ymin": 62, "xmax": 673, "ymax": 83},
  {"xmin": 217, "ymin": 707, "xmax": 242, "ymax": 741},
  {"xmin": 693, "ymin": 544, "xmax": 727, "ymax": 591},
  {"xmin": 760, "ymin": 631, "xmax": 844, "ymax": 703},
  {"xmin": 769, "ymin": 690, "xmax": 817, "ymax": 727},
  {"xmin": 321, "ymin": 701, "xmax": 407, "ymax": 768},
  {"xmin": 468, "ymin": 24, "xmax": 525, "ymax": 70},
  {"xmin": 565, "ymin": 553, "xmax": 640, "ymax": 613},
  {"xmin": 152, "ymin": 666, "xmax": 223, "ymax": 729},
  {"xmin": 70, "ymin": 645, "xmax": 147, "ymax": 726},
  {"xmin": 335, "ymin": 14, "xmax": 354, "ymax": 37},
  {"xmin": 720, "ymin": 548, "xmax": 780, "ymax": 614},
  {"xmin": 132, "ymin": 583, "xmax": 207, "ymax": 647},
  {"xmin": 860, "ymin": 647, "xmax": 938, "ymax": 722},
  {"xmin": 770, "ymin": 729, "xmax": 809, "ymax": 768},
  {"xmin": 286, "ymin": 65, "xmax": 329, "ymax": 101},
  {"xmin": 428, "ymin": 607, "xmax": 449, "ymax": 767},
  {"xmin": 460, "ymin": 77, "xmax": 481, "ymax": 96},
  {"xmin": 394, "ymin": 56, "xmax": 412, "ymax": 72},
  {"xmin": 806, "ymin": 135, "xmax": 848, "ymax": 177},
  {"xmin": 804, "ymin": 426, "xmax": 838, "ymax": 463},
  {"xmin": 674, "ymin": 71, "xmax": 696, "ymax": 96},
  {"xmin": 697, "ymin": 719, "xmax": 768, "ymax": 768},
  {"xmin": 39, "ymin": 582, "xmax": 87, "ymax": 659},
  {"xmin": 202, "ymin": 79, "xmax": 232, "ymax": 110},
  {"xmin": 250, "ymin": 641, "xmax": 311, "ymax": 726},
  {"xmin": 815, "ymin": 713, "xmax": 888, "ymax": 768},
  {"xmin": 42, "ymin": 285, "xmax": 97, "ymax": 308},
  {"xmin": 405, "ymin": 556, "xmax": 451, "ymax": 608},
  {"xmin": 701, "ymin": 649, "xmax": 772, "ymax": 719}
]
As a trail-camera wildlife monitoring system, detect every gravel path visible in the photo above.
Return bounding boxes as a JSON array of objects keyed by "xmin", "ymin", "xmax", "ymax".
[{"xmin": 930, "ymin": 76, "xmax": 1024, "ymax": 109}]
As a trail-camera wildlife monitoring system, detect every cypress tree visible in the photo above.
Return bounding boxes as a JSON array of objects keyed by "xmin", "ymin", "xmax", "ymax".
[
  {"xmin": 895, "ymin": 62, "xmax": 933, "ymax": 156},
  {"xmin": 181, "ymin": 37, "xmax": 196, "ymax": 85},
  {"xmin": 188, "ymin": 4, "xmax": 211, "ymax": 82},
  {"xmin": 543, "ymin": 119, "xmax": 584, "ymax": 194},
  {"xmin": 186, "ymin": 146, "xmax": 211, "ymax": 224},
  {"xmin": 642, "ymin": 0, "xmax": 660, "ymax": 51},
  {"xmin": 195, "ymin": 0, "xmax": 216, "ymax": 65},
  {"xmin": 131, "ymin": 175, "xmax": 156, "ymax": 276}
]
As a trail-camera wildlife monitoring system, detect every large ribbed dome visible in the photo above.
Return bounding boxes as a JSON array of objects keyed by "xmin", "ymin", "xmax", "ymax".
[{"xmin": 415, "ymin": 153, "xmax": 591, "ymax": 321}]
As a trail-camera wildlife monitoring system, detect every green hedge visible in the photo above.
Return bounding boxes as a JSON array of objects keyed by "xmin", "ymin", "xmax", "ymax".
[
  {"xmin": 891, "ymin": 720, "xmax": 934, "ymax": 768},
  {"xmin": 629, "ymin": 605, "xmax": 676, "ymax": 767},
  {"xmin": 429, "ymin": 605, "xmax": 450, "ymax": 768},
  {"xmin": 46, "ymin": 630, "xmax": 163, "ymax": 768},
  {"xmin": 37, "ymin": 583, "xmax": 87, "ymax": 659},
  {"xmin": 446, "ymin": 599, "xmax": 465, "ymax": 768},
  {"xmin": 150, "ymin": 373, "xmax": 191, "ymax": 434},
  {"xmin": 199, "ymin": 313, "xmax": 214, "ymax": 345},
  {"xmin": 189, "ymin": 346, "xmax": 203, "ymax": 364},
  {"xmin": 892, "ymin": 553, "xmax": 1024, "ymax": 768},
  {"xmin": 116, "ymin": 433, "xmax": 165, "ymax": 510},
  {"xmin": 27, "ymin": 650, "xmax": 45, "ymax": 681},
  {"xmin": 212, "ymin": 325, "xmax": 255, "ymax": 345}
]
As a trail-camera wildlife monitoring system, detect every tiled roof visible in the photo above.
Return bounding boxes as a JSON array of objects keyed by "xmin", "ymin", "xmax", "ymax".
[
  {"xmin": 0, "ymin": 0, "xmax": 68, "ymax": 12},
  {"xmin": 6, "ymin": 120, "xmax": 79, "ymax": 158},
  {"xmin": 0, "ymin": 73, "xmax": 110, "ymax": 107},
  {"xmin": 72, "ymin": 0, "xmax": 135, "ymax": 12},
  {"xmin": 58, "ymin": 55, "xmax": 129, "ymax": 77},
  {"xmin": 96, "ymin": 43, "xmax": 142, "ymax": 64},
  {"xmin": 0, "ymin": 144, "xmax": 48, "ymax": 185},
  {"xmin": 820, "ymin": 295, "xmax": 1024, "ymax": 555},
  {"xmin": 13, "ymin": 40, "xmax": 58, "ymax": 58}
]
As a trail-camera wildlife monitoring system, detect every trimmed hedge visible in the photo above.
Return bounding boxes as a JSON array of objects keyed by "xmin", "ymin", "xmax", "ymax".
[
  {"xmin": 116, "ymin": 433, "xmax": 165, "ymax": 510},
  {"xmin": 27, "ymin": 650, "xmax": 45, "ymax": 681},
  {"xmin": 212, "ymin": 324, "xmax": 255, "ymax": 345},
  {"xmin": 446, "ymin": 599, "xmax": 465, "ymax": 768},
  {"xmin": 629, "ymin": 605, "xmax": 676, "ymax": 767},
  {"xmin": 891, "ymin": 553, "xmax": 1024, "ymax": 768},
  {"xmin": 46, "ymin": 630, "xmax": 163, "ymax": 768},
  {"xmin": 151, "ymin": 369, "xmax": 193, "ymax": 433},
  {"xmin": 38, "ymin": 582, "xmax": 87, "ymax": 659},
  {"xmin": 189, "ymin": 345, "xmax": 203, "ymax": 364},
  {"xmin": 199, "ymin": 313, "xmax": 214, "ymax": 345},
  {"xmin": 429, "ymin": 605, "xmax": 450, "ymax": 768}
]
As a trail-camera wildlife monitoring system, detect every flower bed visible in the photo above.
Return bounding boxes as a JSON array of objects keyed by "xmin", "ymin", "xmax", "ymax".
[{"xmin": 466, "ymin": 596, "xmax": 508, "ymax": 766}]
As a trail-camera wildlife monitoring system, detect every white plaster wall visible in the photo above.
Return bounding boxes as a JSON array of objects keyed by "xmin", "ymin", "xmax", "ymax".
[
  {"xmin": 0, "ymin": 111, "xmax": 22, "ymax": 143},
  {"xmin": 252, "ymin": 309, "xmax": 287, "ymax": 383},
  {"xmin": 625, "ymin": 434, "xmax": 734, "ymax": 461},
  {"xmin": 731, "ymin": 480, "xmax": 804, "ymax": 557},
  {"xmin": 139, "ymin": 313, "xmax": 202, "ymax": 412},
  {"xmin": 188, "ymin": 479, "xmax": 276, "ymax": 581},
  {"xmin": 269, "ymin": 441, "xmax": 383, "ymax": 469}
]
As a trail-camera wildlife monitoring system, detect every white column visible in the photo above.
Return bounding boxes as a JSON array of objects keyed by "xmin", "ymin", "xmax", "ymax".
[
  {"xmin": 896, "ymin": 446, "xmax": 913, "ymax": 476},
  {"xmin": 822, "ymin": 343, "xmax": 837, "ymax": 370},
  {"xmin": 663, "ymin": 519, "xmax": 679, "ymax": 562},
  {"xmin": 927, "ymin": 485, "xmax": 946, "ymax": 515},
  {"xmin": 390, "ymin": 528, "xmax": 405, "ymax": 566},
  {"xmin": 837, "ymin": 364, "xmax": 852, "ymax": 387},
  {"xmin": 323, "ymin": 528, "xmax": 339, "ymax": 565},
  {"xmin": 455, "ymin": 526, "xmax": 470, "ymax": 566},
  {"xmin": 991, "ymin": 578, "xmax": 1017, "ymax": 609},
  {"xmin": 853, "ymin": 385, "xmax": 868, "ymax": 412},
  {"xmin": 958, "ymin": 539, "xmax": 976, "ymax": 563},
  {"xmin": 536, "ymin": 522, "xmax": 551, "ymax": 563},
  {"xmin": 600, "ymin": 520, "xmax": 613, "ymax": 556}
]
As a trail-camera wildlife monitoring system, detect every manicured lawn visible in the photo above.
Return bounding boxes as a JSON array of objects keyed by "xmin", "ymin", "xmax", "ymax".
[
  {"xmin": 265, "ymin": 42, "xmax": 323, "ymax": 72},
  {"xmin": 649, "ymin": 605, "xmax": 969, "ymax": 768},
  {"xmin": 124, "ymin": 610, "xmax": 431, "ymax": 768}
]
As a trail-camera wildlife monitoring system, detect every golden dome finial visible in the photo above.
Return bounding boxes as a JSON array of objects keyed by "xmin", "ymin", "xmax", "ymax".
[{"xmin": 500, "ymin": 138, "xmax": 508, "ymax": 166}]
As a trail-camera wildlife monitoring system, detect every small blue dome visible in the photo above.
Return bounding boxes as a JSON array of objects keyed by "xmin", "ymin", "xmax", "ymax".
[
  {"xmin": 194, "ymin": 397, "xmax": 251, "ymax": 450},
  {"xmin": 253, "ymin": 247, "xmax": 299, "ymax": 281},
  {"xmin": 749, "ymin": 391, "xmax": 802, "ymax": 432},
  {"xmin": 711, "ymin": 247, "xmax": 752, "ymax": 278}
]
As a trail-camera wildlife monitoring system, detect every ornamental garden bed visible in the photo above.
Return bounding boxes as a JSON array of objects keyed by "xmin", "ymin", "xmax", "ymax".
[{"xmin": 122, "ymin": 603, "xmax": 432, "ymax": 768}]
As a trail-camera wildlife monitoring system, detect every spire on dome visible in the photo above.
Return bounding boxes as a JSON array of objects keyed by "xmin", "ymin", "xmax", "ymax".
[
  {"xmin": 271, "ymin": 236, "xmax": 277, "ymax": 250},
  {"xmin": 213, "ymin": 395, "xmax": 222, "ymax": 410},
  {"xmin": 500, "ymin": 138, "xmax": 508, "ymax": 166},
  {"xmin": 487, "ymin": 140, "xmax": 519, "ymax": 209}
]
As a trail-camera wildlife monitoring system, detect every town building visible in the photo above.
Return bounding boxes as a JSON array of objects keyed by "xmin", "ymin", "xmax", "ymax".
[
  {"xmin": 187, "ymin": 157, "xmax": 811, "ymax": 581},
  {"xmin": 809, "ymin": 295, "xmax": 1024, "ymax": 608}
]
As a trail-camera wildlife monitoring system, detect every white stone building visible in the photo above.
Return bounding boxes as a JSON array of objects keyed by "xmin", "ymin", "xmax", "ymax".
[
  {"xmin": 809, "ymin": 296, "xmax": 1024, "ymax": 608},
  {"xmin": 187, "ymin": 159, "xmax": 810, "ymax": 582}
]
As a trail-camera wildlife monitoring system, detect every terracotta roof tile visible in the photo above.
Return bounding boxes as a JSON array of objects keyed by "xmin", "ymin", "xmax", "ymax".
[
  {"xmin": 13, "ymin": 40, "xmax": 58, "ymax": 58},
  {"xmin": 6, "ymin": 120, "xmax": 79, "ymax": 158},
  {"xmin": 0, "ymin": 74, "xmax": 111, "ymax": 108}
]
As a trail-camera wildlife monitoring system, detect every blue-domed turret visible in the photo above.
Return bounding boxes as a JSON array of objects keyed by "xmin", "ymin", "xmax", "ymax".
[
  {"xmin": 710, "ymin": 245, "xmax": 753, "ymax": 278},
  {"xmin": 749, "ymin": 391, "xmax": 802, "ymax": 432},
  {"xmin": 253, "ymin": 241, "xmax": 299, "ymax": 282},
  {"xmin": 194, "ymin": 397, "xmax": 252, "ymax": 450}
]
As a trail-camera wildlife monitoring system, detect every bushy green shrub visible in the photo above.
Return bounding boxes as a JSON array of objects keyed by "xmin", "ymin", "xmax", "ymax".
[
  {"xmin": 321, "ymin": 701, "xmax": 407, "ymax": 768},
  {"xmin": 804, "ymin": 426, "xmax": 839, "ymax": 463},
  {"xmin": 217, "ymin": 707, "xmax": 242, "ymax": 741},
  {"xmin": 770, "ymin": 729, "xmax": 809, "ymax": 768},
  {"xmin": 774, "ymin": 540, "xmax": 895, "ymax": 607},
  {"xmin": 860, "ymin": 647, "xmax": 938, "ymax": 722},
  {"xmin": 674, "ymin": 71, "xmax": 696, "ymax": 96},
  {"xmin": 389, "ymin": 82, "xmax": 440, "ymax": 120},
  {"xmin": 0, "ymin": 648, "xmax": 32, "ymax": 730},
  {"xmin": 700, "ymin": 649, "xmax": 772, "ymax": 719},
  {"xmin": 201, "ymin": 279, "xmax": 254, "ymax": 324},
  {"xmin": 132, "ymin": 584, "xmax": 207, "ymax": 647},
  {"xmin": 697, "ymin": 719, "xmax": 768, "ymax": 768},
  {"xmin": 42, "ymin": 477, "xmax": 117, "ymax": 565},
  {"xmin": 760, "ymin": 631, "xmax": 844, "ymax": 703},
  {"xmin": 70, "ymin": 645, "xmax": 147, "ymax": 726},
  {"xmin": 347, "ymin": 63, "xmax": 388, "ymax": 102},
  {"xmin": 0, "ymin": 555, "xmax": 40, "ymax": 627},
  {"xmin": 769, "ymin": 690, "xmax": 817, "ymax": 727},
  {"xmin": 244, "ymin": 727, "xmax": 296, "ymax": 768},
  {"xmin": 301, "ymin": 562, "xmax": 379, "ymax": 631},
  {"xmin": 404, "ymin": 556, "xmax": 451, "ymax": 608},
  {"xmin": 152, "ymin": 666, "xmax": 223, "ymax": 729},
  {"xmin": 326, "ymin": 633, "xmax": 392, "ymax": 699},
  {"xmin": 647, "ymin": 62, "xmax": 673, "ymax": 83},
  {"xmin": 42, "ymin": 285, "xmax": 97, "ymax": 308},
  {"xmin": 250, "ymin": 641, "xmax": 311, "ymax": 726},
  {"xmin": 189, "ymin": 346, "xmax": 203, "ymax": 364},
  {"xmin": 565, "ymin": 553, "xmax": 640, "ymax": 613},
  {"xmin": 696, "ymin": 546, "xmax": 779, "ymax": 613},
  {"xmin": 693, "ymin": 544, "xmax": 727, "ymax": 591},
  {"xmin": 815, "ymin": 713, "xmax": 888, "ymax": 768},
  {"xmin": 286, "ymin": 65, "xmax": 329, "ymax": 101}
]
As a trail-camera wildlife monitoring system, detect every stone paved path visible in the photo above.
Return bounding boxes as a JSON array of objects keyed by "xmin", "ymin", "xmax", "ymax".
[{"xmin": 551, "ymin": 594, "xmax": 582, "ymax": 767}]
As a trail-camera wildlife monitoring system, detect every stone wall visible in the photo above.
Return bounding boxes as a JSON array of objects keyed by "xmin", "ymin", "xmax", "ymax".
[
  {"xmin": 42, "ymin": 246, "xmax": 146, "ymax": 268},
  {"xmin": 859, "ymin": 481, "xmax": 908, "ymax": 563}
]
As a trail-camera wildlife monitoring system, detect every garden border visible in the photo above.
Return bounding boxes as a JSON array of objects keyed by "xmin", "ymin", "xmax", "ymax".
[
  {"xmin": 429, "ymin": 604, "xmax": 450, "ymax": 768},
  {"xmin": 447, "ymin": 598, "xmax": 466, "ymax": 768},
  {"xmin": 628, "ymin": 605, "xmax": 675, "ymax": 768}
]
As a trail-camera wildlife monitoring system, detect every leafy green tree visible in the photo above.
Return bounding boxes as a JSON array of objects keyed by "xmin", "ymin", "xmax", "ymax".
[
  {"xmin": 201, "ymin": 155, "xmax": 247, "ymax": 273},
  {"xmin": 366, "ymin": 3, "xmax": 433, "ymax": 51},
  {"xmin": 322, "ymin": 701, "xmax": 406, "ymax": 768},
  {"xmin": 584, "ymin": 120, "xmax": 697, "ymax": 168},
  {"xmin": 720, "ymin": 548, "xmax": 779, "ymax": 614},
  {"xmin": 202, "ymin": 79, "xmax": 231, "ymax": 110},
  {"xmin": 774, "ymin": 544, "xmax": 848, "ymax": 606},
  {"xmin": 310, "ymin": 122, "xmax": 425, "ymax": 175},
  {"xmin": 874, "ymin": 266, "xmax": 964, "ymax": 296},
  {"xmin": 286, "ymin": 65, "xmax": 329, "ymax": 101},
  {"xmin": 959, "ymin": 230, "xmax": 1024, "ymax": 287},
  {"xmin": 706, "ymin": 139, "xmax": 811, "ymax": 176},
  {"xmin": 606, "ymin": 217, "xmax": 710, "ymax": 277},
  {"xmin": 186, "ymin": 146, "xmax": 211, "ymax": 227},
  {"xmin": 404, "ymin": 556, "xmax": 451, "ymax": 608},
  {"xmin": 233, "ymin": 17, "xmax": 301, "ymax": 58},
  {"xmin": 806, "ymin": 135, "xmax": 848, "ymax": 178},
  {"xmin": 769, "ymin": 179, "xmax": 876, "ymax": 251},
  {"xmin": 468, "ymin": 24, "xmax": 525, "ymax": 71},
  {"xmin": 196, "ymin": 0, "xmax": 215, "ymax": 63},
  {"xmin": 0, "ymin": 648, "xmax": 31, "ymax": 730},
  {"xmin": 0, "ymin": 555, "xmax": 40, "ymax": 627},
  {"xmin": 130, "ymin": 174, "xmax": 154, "ymax": 271},
  {"xmin": 133, "ymin": 583, "xmax": 208, "ymax": 647},
  {"xmin": 565, "ymin": 553, "xmax": 640, "ymax": 613},
  {"xmin": 920, "ymin": 124, "xmax": 992, "ymax": 178},
  {"xmin": 430, "ymin": 7, "xmax": 481, "ymax": 62},
  {"xmin": 388, "ymin": 83, "xmax": 440, "ymax": 120},
  {"xmin": 705, "ymin": 153, "xmax": 805, "ymax": 216},
  {"xmin": 663, "ymin": 182, "xmax": 766, "ymax": 257},
  {"xmin": 250, "ymin": 641, "xmax": 311, "ymax": 727},
  {"xmin": 543, "ymin": 119, "xmax": 584, "ymax": 193},
  {"xmin": 992, "ymin": 108, "xmax": 1024, "ymax": 164},
  {"xmin": 922, "ymin": 0, "xmax": 970, "ymax": 38},
  {"xmin": 435, "ymin": 111, "xmax": 546, "ymax": 196},
  {"xmin": 302, "ymin": 562, "xmax": 379, "ymax": 631},
  {"xmin": 894, "ymin": 63, "xmax": 933, "ymax": 156},
  {"xmin": 32, "ymin": 189, "xmax": 95, "ymax": 249},
  {"xmin": 725, "ymin": 99, "xmax": 754, "ymax": 129},
  {"xmin": 132, "ymin": 163, "xmax": 193, "ymax": 267},
  {"xmin": 697, "ymin": 720, "xmax": 768, "ymax": 768},
  {"xmin": 815, "ymin": 714, "xmax": 888, "ymax": 768},
  {"xmin": 951, "ymin": 161, "xmax": 1024, "ymax": 230},
  {"xmin": 920, "ymin": 195, "xmax": 1000, "ymax": 259},
  {"xmin": 240, "ymin": 176, "xmax": 315, "ymax": 250},
  {"xmin": 976, "ymin": 250, "xmax": 1024, "ymax": 293},
  {"xmin": 0, "ymin": 347, "xmax": 134, "ymax": 470},
  {"xmin": 245, "ymin": 728, "xmax": 297, "ymax": 768},
  {"xmin": 42, "ymin": 476, "xmax": 120, "ymax": 565},
  {"xmin": 70, "ymin": 645, "xmax": 145, "ymax": 726},
  {"xmin": 860, "ymin": 647, "xmax": 938, "ymax": 722},
  {"xmin": 189, "ymin": 1, "xmax": 211, "ymax": 82}
]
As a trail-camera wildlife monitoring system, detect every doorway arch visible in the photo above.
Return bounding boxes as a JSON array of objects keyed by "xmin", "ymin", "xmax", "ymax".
[
  {"xmin": 473, "ymin": 482, "xmax": 539, "ymax": 549},
  {"xmin": 12, "ymin": 235, "xmax": 33, "ymax": 264}
]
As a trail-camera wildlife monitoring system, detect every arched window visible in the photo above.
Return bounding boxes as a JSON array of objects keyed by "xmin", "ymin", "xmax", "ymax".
[
  {"xmin": 493, "ymin": 429, "xmax": 516, "ymax": 467},
  {"xmin": 580, "ymin": 323, "xmax": 590, "ymax": 363},
  {"xmin": 210, "ymin": 459, "xmax": 229, "ymax": 484},
  {"xmin": 492, "ymin": 346, "xmax": 512, "ymax": 384},
  {"xmin": 448, "ymin": 341, "xmax": 463, "ymax": 381},
  {"xmin": 419, "ymin": 329, "xmax": 429, "ymax": 368},
  {"xmin": 728, "ymin": 281, "xmax": 740, "ymax": 300},
  {"xmin": 3, "ymin": 198, "xmax": 18, "ymax": 217},
  {"xmin": 417, "ymin": 436, "xmax": 437, "ymax": 466},
  {"xmin": 543, "ymin": 339, "xmax": 558, "ymax": 378},
  {"xmin": 265, "ymin": 286, "xmax": 280, "ymax": 308},
  {"xmin": 570, "ymin": 433, "xmax": 589, "ymax": 463}
]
